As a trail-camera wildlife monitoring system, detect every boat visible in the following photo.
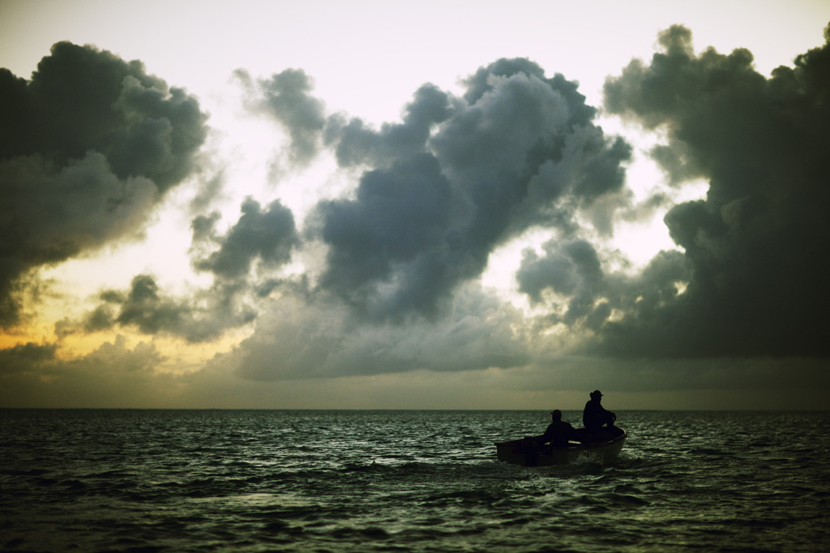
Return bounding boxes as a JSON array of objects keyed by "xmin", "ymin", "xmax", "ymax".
[{"xmin": 494, "ymin": 427, "xmax": 627, "ymax": 467}]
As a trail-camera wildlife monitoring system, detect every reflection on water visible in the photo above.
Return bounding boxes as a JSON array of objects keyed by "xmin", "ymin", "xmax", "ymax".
[{"xmin": 1, "ymin": 410, "xmax": 829, "ymax": 552}]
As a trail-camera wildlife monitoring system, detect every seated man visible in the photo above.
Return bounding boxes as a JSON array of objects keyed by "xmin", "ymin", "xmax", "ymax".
[
  {"xmin": 583, "ymin": 390, "xmax": 616, "ymax": 431},
  {"xmin": 530, "ymin": 409, "xmax": 580, "ymax": 447}
]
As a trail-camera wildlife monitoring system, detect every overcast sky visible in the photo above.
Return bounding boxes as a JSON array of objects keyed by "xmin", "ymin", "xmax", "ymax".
[{"xmin": 1, "ymin": 0, "xmax": 829, "ymax": 410}]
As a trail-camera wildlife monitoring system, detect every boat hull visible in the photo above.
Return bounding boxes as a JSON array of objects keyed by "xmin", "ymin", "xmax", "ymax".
[{"xmin": 495, "ymin": 427, "xmax": 626, "ymax": 467}]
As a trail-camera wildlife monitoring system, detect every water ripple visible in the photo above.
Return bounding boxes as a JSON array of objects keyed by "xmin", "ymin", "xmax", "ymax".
[{"xmin": 1, "ymin": 409, "xmax": 829, "ymax": 552}]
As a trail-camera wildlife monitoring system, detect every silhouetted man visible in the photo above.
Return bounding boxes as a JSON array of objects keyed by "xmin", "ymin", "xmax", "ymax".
[
  {"xmin": 526, "ymin": 409, "xmax": 580, "ymax": 449},
  {"xmin": 541, "ymin": 409, "xmax": 581, "ymax": 446},
  {"xmin": 583, "ymin": 390, "xmax": 615, "ymax": 431}
]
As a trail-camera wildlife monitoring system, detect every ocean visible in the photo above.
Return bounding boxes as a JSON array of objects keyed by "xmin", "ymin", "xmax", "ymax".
[{"xmin": 1, "ymin": 409, "xmax": 828, "ymax": 552}]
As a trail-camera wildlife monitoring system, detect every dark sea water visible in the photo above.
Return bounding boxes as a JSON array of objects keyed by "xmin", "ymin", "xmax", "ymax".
[{"xmin": 1, "ymin": 410, "xmax": 829, "ymax": 553}]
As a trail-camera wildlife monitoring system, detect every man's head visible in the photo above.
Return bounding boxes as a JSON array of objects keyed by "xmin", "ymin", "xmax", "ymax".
[
  {"xmin": 590, "ymin": 390, "xmax": 603, "ymax": 401},
  {"xmin": 550, "ymin": 409, "xmax": 562, "ymax": 420}
]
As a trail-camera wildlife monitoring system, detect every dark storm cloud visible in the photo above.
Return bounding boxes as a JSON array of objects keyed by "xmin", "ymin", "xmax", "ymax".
[
  {"xmin": 324, "ymin": 84, "xmax": 456, "ymax": 167},
  {"xmin": 236, "ymin": 68, "xmax": 326, "ymax": 169},
  {"xmin": 1, "ymin": 41, "xmax": 206, "ymax": 190},
  {"xmin": 0, "ymin": 42, "xmax": 209, "ymax": 327},
  {"xmin": 193, "ymin": 198, "xmax": 298, "ymax": 280},
  {"xmin": 595, "ymin": 23, "xmax": 830, "ymax": 358},
  {"xmin": 312, "ymin": 154, "xmax": 453, "ymax": 319},
  {"xmin": 314, "ymin": 59, "xmax": 632, "ymax": 320}
]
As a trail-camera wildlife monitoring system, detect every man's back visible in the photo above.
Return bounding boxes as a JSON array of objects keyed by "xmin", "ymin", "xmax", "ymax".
[
  {"xmin": 543, "ymin": 420, "xmax": 576, "ymax": 446},
  {"xmin": 583, "ymin": 400, "xmax": 604, "ymax": 424},
  {"xmin": 583, "ymin": 397, "xmax": 615, "ymax": 430}
]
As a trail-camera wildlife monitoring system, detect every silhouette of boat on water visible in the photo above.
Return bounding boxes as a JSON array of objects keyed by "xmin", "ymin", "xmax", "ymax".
[{"xmin": 495, "ymin": 427, "xmax": 627, "ymax": 467}]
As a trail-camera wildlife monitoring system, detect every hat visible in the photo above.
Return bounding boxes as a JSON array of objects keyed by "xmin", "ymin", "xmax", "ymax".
[
  {"xmin": 550, "ymin": 409, "xmax": 562, "ymax": 416},
  {"xmin": 590, "ymin": 390, "xmax": 603, "ymax": 398}
]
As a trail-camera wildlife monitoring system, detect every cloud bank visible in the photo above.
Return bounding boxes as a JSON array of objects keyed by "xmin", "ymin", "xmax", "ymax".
[
  {"xmin": 3, "ymin": 24, "xmax": 830, "ymax": 408},
  {"xmin": 215, "ymin": 25, "xmax": 830, "ymax": 385}
]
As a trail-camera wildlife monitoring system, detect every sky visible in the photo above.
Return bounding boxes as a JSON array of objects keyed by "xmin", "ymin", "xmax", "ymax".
[{"xmin": 1, "ymin": 0, "xmax": 830, "ymax": 410}]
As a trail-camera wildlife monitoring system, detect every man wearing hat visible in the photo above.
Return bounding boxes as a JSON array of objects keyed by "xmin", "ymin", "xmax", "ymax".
[{"xmin": 583, "ymin": 390, "xmax": 616, "ymax": 431}]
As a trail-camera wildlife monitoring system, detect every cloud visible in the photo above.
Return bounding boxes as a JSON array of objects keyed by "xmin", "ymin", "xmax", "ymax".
[
  {"xmin": 313, "ymin": 59, "xmax": 632, "ymax": 321},
  {"xmin": 61, "ymin": 196, "xmax": 300, "ymax": 343},
  {"xmin": 517, "ymin": 238, "xmax": 606, "ymax": 326},
  {"xmin": 57, "ymin": 273, "xmax": 253, "ymax": 343},
  {"xmin": 0, "ymin": 152, "xmax": 157, "ymax": 323},
  {"xmin": 188, "ymin": 169, "xmax": 227, "ymax": 215},
  {"xmin": 507, "ymin": 355, "xmax": 830, "ymax": 398},
  {"xmin": 111, "ymin": 275, "xmax": 210, "ymax": 338},
  {"xmin": 193, "ymin": 197, "xmax": 299, "ymax": 280},
  {"xmin": 103, "ymin": 275, "xmax": 252, "ymax": 343},
  {"xmin": 516, "ymin": 238, "xmax": 691, "ymax": 338},
  {"xmin": 212, "ymin": 283, "xmax": 531, "ymax": 381},
  {"xmin": 0, "ymin": 341, "xmax": 58, "ymax": 376},
  {"xmin": 324, "ymin": 83, "xmax": 456, "ymax": 167},
  {"xmin": 2, "ymin": 333, "xmax": 827, "ymax": 409},
  {"xmin": 595, "ymin": 23, "xmax": 830, "ymax": 358},
  {"xmin": 311, "ymin": 153, "xmax": 454, "ymax": 319},
  {"xmin": 1, "ymin": 41, "xmax": 207, "ymax": 191},
  {"xmin": 0, "ymin": 42, "xmax": 209, "ymax": 327},
  {"xmin": 0, "ymin": 335, "xmax": 172, "ymax": 408},
  {"xmin": 237, "ymin": 68, "xmax": 326, "ymax": 172}
]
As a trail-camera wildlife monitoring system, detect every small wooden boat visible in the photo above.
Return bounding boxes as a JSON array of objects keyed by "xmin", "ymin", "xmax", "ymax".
[{"xmin": 494, "ymin": 427, "xmax": 627, "ymax": 467}]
